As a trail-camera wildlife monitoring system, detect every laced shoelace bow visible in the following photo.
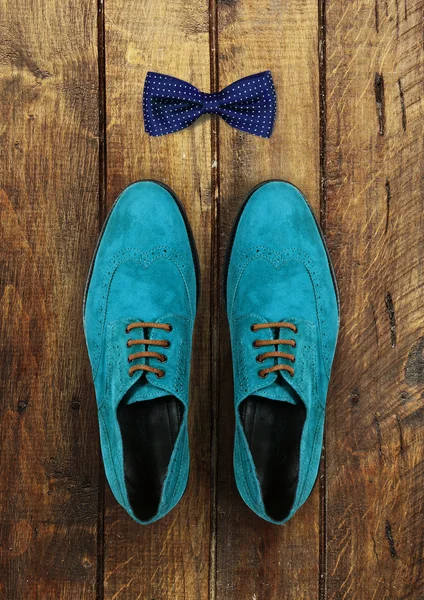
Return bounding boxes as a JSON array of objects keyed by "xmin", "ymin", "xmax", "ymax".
[
  {"xmin": 251, "ymin": 321, "xmax": 297, "ymax": 378},
  {"xmin": 126, "ymin": 322, "xmax": 172, "ymax": 378}
]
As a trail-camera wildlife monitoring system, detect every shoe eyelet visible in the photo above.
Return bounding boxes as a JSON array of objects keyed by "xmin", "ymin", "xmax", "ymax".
[
  {"xmin": 250, "ymin": 324, "xmax": 256, "ymax": 332},
  {"xmin": 129, "ymin": 371, "xmax": 134, "ymax": 377},
  {"xmin": 167, "ymin": 324, "xmax": 173, "ymax": 332},
  {"xmin": 127, "ymin": 357, "xmax": 132, "ymax": 363},
  {"xmin": 293, "ymin": 326, "xmax": 298, "ymax": 334},
  {"xmin": 292, "ymin": 340, "xmax": 297, "ymax": 348},
  {"xmin": 256, "ymin": 355, "xmax": 263, "ymax": 363},
  {"xmin": 126, "ymin": 326, "xmax": 130, "ymax": 334},
  {"xmin": 160, "ymin": 355, "xmax": 167, "ymax": 363},
  {"xmin": 258, "ymin": 371, "xmax": 268, "ymax": 379},
  {"xmin": 156, "ymin": 371, "xmax": 165, "ymax": 379},
  {"xmin": 252, "ymin": 340, "xmax": 259, "ymax": 348},
  {"xmin": 164, "ymin": 341, "xmax": 171, "ymax": 349},
  {"xmin": 126, "ymin": 340, "xmax": 131, "ymax": 348}
]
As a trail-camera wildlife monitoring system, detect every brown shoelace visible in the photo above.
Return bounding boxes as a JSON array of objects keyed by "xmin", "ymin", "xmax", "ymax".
[
  {"xmin": 251, "ymin": 321, "xmax": 297, "ymax": 378},
  {"xmin": 126, "ymin": 321, "xmax": 172, "ymax": 378}
]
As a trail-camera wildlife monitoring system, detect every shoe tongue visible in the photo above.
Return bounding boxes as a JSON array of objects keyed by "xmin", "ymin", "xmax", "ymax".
[
  {"xmin": 254, "ymin": 373, "xmax": 298, "ymax": 404},
  {"xmin": 125, "ymin": 373, "xmax": 170, "ymax": 404}
]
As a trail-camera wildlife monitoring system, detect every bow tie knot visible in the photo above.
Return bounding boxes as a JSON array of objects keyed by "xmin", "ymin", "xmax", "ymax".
[
  {"xmin": 200, "ymin": 92, "xmax": 221, "ymax": 114},
  {"xmin": 143, "ymin": 71, "xmax": 276, "ymax": 138}
]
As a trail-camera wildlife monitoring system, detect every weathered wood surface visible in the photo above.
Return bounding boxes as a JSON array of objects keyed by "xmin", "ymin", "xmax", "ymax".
[
  {"xmin": 215, "ymin": 1, "xmax": 322, "ymax": 599},
  {"xmin": 0, "ymin": 0, "xmax": 100, "ymax": 598},
  {"xmin": 325, "ymin": 0, "xmax": 424, "ymax": 598},
  {"xmin": 102, "ymin": 1, "xmax": 214, "ymax": 598},
  {"xmin": 0, "ymin": 0, "xmax": 423, "ymax": 598}
]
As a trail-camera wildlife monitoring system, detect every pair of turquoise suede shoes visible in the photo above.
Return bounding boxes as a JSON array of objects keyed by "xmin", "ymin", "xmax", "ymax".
[{"xmin": 83, "ymin": 180, "xmax": 339, "ymax": 525}]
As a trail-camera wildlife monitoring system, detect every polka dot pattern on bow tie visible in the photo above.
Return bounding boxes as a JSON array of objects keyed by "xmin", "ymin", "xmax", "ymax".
[{"xmin": 143, "ymin": 70, "xmax": 277, "ymax": 138}]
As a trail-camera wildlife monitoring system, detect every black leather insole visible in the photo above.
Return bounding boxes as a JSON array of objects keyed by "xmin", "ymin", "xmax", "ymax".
[
  {"xmin": 117, "ymin": 395, "xmax": 183, "ymax": 521},
  {"xmin": 240, "ymin": 395, "xmax": 306, "ymax": 521}
]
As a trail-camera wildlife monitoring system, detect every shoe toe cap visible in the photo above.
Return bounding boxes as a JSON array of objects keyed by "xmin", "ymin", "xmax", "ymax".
[
  {"xmin": 104, "ymin": 181, "xmax": 191, "ymax": 252},
  {"xmin": 236, "ymin": 181, "xmax": 322, "ymax": 255}
]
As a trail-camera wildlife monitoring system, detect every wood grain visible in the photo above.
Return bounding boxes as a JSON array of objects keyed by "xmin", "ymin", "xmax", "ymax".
[
  {"xmin": 102, "ymin": 1, "xmax": 214, "ymax": 598},
  {"xmin": 0, "ymin": 0, "xmax": 100, "ymax": 598},
  {"xmin": 325, "ymin": 0, "xmax": 424, "ymax": 598},
  {"xmin": 215, "ymin": 2, "xmax": 323, "ymax": 599}
]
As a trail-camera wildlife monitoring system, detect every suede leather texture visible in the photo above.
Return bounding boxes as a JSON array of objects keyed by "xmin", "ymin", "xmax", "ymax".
[
  {"xmin": 83, "ymin": 181, "xmax": 197, "ymax": 524},
  {"xmin": 226, "ymin": 181, "xmax": 339, "ymax": 524}
]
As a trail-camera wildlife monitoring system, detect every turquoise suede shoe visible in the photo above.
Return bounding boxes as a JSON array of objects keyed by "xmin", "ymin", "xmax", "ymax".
[
  {"xmin": 83, "ymin": 181, "xmax": 199, "ymax": 524},
  {"xmin": 225, "ymin": 180, "xmax": 339, "ymax": 524}
]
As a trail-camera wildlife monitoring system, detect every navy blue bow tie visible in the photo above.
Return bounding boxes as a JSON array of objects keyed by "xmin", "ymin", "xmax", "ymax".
[{"xmin": 143, "ymin": 71, "xmax": 276, "ymax": 138}]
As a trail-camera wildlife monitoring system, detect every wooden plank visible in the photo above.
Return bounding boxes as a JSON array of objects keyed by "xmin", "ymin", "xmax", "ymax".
[
  {"xmin": 215, "ymin": 2, "xmax": 322, "ymax": 599},
  {"xmin": 325, "ymin": 0, "xmax": 424, "ymax": 597},
  {"xmin": 0, "ymin": 0, "xmax": 100, "ymax": 598},
  {"xmin": 102, "ymin": 1, "xmax": 213, "ymax": 598}
]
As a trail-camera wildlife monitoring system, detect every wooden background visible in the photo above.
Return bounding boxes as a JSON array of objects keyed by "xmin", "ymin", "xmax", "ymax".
[{"xmin": 0, "ymin": 0, "xmax": 423, "ymax": 598}]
